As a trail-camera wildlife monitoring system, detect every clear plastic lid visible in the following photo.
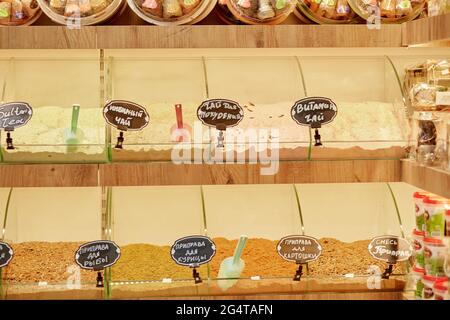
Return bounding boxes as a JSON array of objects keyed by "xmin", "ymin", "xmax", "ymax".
[
  {"xmin": 0, "ymin": 0, "xmax": 42, "ymax": 26},
  {"xmin": 348, "ymin": 0, "xmax": 425, "ymax": 24},
  {"xmin": 297, "ymin": 0, "xmax": 363, "ymax": 24},
  {"xmin": 216, "ymin": 0, "xmax": 245, "ymax": 24},
  {"xmin": 127, "ymin": 0, "xmax": 215, "ymax": 25},
  {"xmin": 226, "ymin": 0, "xmax": 296, "ymax": 24},
  {"xmin": 37, "ymin": 0, "xmax": 125, "ymax": 26}
]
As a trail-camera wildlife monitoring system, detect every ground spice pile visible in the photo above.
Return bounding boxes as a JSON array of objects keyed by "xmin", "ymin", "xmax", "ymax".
[
  {"xmin": 111, "ymin": 244, "xmax": 207, "ymax": 281},
  {"xmin": 3, "ymin": 242, "xmax": 96, "ymax": 284},
  {"xmin": 2, "ymin": 238, "xmax": 406, "ymax": 284}
]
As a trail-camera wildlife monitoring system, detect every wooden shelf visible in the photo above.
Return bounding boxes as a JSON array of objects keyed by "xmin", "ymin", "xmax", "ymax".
[
  {"xmin": 401, "ymin": 159, "xmax": 450, "ymax": 198},
  {"xmin": 0, "ymin": 160, "xmax": 400, "ymax": 187},
  {"xmin": 403, "ymin": 13, "xmax": 450, "ymax": 46},
  {"xmin": 0, "ymin": 164, "xmax": 99, "ymax": 187},
  {"xmin": 0, "ymin": 24, "xmax": 404, "ymax": 49}
]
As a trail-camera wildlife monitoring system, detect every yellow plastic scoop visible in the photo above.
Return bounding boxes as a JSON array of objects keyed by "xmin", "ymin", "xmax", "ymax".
[{"xmin": 217, "ymin": 235, "xmax": 248, "ymax": 291}]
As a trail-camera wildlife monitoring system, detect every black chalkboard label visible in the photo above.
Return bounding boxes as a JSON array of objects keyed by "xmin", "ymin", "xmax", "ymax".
[
  {"xmin": 368, "ymin": 235, "xmax": 412, "ymax": 264},
  {"xmin": 103, "ymin": 100, "xmax": 150, "ymax": 131},
  {"xmin": 291, "ymin": 97, "xmax": 337, "ymax": 128},
  {"xmin": 197, "ymin": 99, "xmax": 244, "ymax": 129},
  {"xmin": 277, "ymin": 235, "xmax": 322, "ymax": 264},
  {"xmin": 75, "ymin": 240, "xmax": 121, "ymax": 271},
  {"xmin": 0, "ymin": 102, "xmax": 33, "ymax": 131},
  {"xmin": 0, "ymin": 241, "xmax": 14, "ymax": 268},
  {"xmin": 171, "ymin": 235, "xmax": 216, "ymax": 268}
]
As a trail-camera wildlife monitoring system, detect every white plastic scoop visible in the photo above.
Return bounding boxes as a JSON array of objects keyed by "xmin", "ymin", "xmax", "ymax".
[{"xmin": 217, "ymin": 235, "xmax": 248, "ymax": 291}]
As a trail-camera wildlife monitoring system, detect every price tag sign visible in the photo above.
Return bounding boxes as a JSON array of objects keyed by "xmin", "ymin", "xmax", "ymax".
[
  {"xmin": 368, "ymin": 235, "xmax": 412, "ymax": 264},
  {"xmin": 0, "ymin": 102, "xmax": 33, "ymax": 131},
  {"xmin": 75, "ymin": 240, "xmax": 121, "ymax": 271},
  {"xmin": 103, "ymin": 100, "xmax": 150, "ymax": 131},
  {"xmin": 171, "ymin": 235, "xmax": 216, "ymax": 268},
  {"xmin": 291, "ymin": 97, "xmax": 337, "ymax": 129},
  {"xmin": 197, "ymin": 99, "xmax": 244, "ymax": 129},
  {"xmin": 277, "ymin": 235, "xmax": 322, "ymax": 264},
  {"xmin": 0, "ymin": 241, "xmax": 14, "ymax": 268}
]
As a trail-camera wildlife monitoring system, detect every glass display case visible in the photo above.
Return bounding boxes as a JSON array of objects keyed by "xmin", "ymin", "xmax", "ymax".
[
  {"xmin": 0, "ymin": 51, "xmax": 108, "ymax": 164},
  {"xmin": 104, "ymin": 51, "xmax": 425, "ymax": 163},
  {"xmin": 0, "ymin": 182, "xmax": 424, "ymax": 299},
  {"xmin": 1, "ymin": 49, "xmax": 448, "ymax": 165},
  {"xmin": 0, "ymin": 187, "xmax": 104, "ymax": 299}
]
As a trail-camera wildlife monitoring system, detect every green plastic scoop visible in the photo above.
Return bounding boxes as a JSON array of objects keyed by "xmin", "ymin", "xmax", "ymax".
[
  {"xmin": 217, "ymin": 235, "xmax": 248, "ymax": 291},
  {"xmin": 64, "ymin": 104, "xmax": 82, "ymax": 152}
]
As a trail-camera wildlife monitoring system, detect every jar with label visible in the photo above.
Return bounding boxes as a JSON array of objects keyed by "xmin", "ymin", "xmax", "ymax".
[
  {"xmin": 410, "ymin": 84, "xmax": 447, "ymax": 111},
  {"xmin": 424, "ymin": 196, "xmax": 449, "ymax": 238},
  {"xmin": 422, "ymin": 274, "xmax": 448, "ymax": 300},
  {"xmin": 413, "ymin": 229, "xmax": 425, "ymax": 268},
  {"xmin": 414, "ymin": 191, "xmax": 433, "ymax": 232},
  {"xmin": 410, "ymin": 265, "xmax": 425, "ymax": 299},
  {"xmin": 424, "ymin": 237, "xmax": 446, "ymax": 276},
  {"xmin": 433, "ymin": 280, "xmax": 449, "ymax": 300},
  {"xmin": 412, "ymin": 112, "xmax": 447, "ymax": 167}
]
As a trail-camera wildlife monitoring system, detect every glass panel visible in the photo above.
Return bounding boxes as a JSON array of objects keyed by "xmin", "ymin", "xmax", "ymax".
[
  {"xmin": 297, "ymin": 183, "xmax": 405, "ymax": 276},
  {"xmin": 110, "ymin": 186, "xmax": 206, "ymax": 299},
  {"xmin": 1, "ymin": 187, "xmax": 103, "ymax": 299},
  {"xmin": 0, "ymin": 52, "xmax": 106, "ymax": 163},
  {"xmin": 106, "ymin": 56, "xmax": 207, "ymax": 162},
  {"xmin": 202, "ymin": 184, "xmax": 303, "ymax": 296},
  {"xmin": 296, "ymin": 182, "xmax": 410, "ymax": 293},
  {"xmin": 299, "ymin": 56, "xmax": 408, "ymax": 160},
  {"xmin": 204, "ymin": 57, "xmax": 307, "ymax": 162}
]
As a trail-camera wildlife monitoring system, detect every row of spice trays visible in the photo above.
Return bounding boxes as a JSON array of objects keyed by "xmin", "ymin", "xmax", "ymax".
[
  {"xmin": 0, "ymin": 182, "xmax": 441, "ymax": 299},
  {"xmin": 0, "ymin": 51, "xmax": 449, "ymax": 165},
  {"xmin": 0, "ymin": 0, "xmax": 448, "ymax": 26}
]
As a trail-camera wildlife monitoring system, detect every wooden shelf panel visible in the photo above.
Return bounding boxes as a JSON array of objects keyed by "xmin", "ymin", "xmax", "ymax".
[
  {"xmin": 400, "ymin": 160, "xmax": 450, "ymax": 198},
  {"xmin": 1, "ymin": 160, "xmax": 448, "ymax": 191},
  {"xmin": 0, "ymin": 24, "xmax": 403, "ymax": 49},
  {"xmin": 0, "ymin": 160, "xmax": 400, "ymax": 187},
  {"xmin": 0, "ymin": 164, "xmax": 99, "ymax": 187},
  {"xmin": 403, "ymin": 13, "xmax": 450, "ymax": 46},
  {"xmin": 99, "ymin": 160, "xmax": 401, "ymax": 186}
]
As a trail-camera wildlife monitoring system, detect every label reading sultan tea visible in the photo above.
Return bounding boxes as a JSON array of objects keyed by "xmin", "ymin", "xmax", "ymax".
[
  {"xmin": 277, "ymin": 235, "xmax": 322, "ymax": 264},
  {"xmin": 291, "ymin": 97, "xmax": 337, "ymax": 128},
  {"xmin": 197, "ymin": 99, "xmax": 244, "ymax": 128},
  {"xmin": 103, "ymin": 100, "xmax": 150, "ymax": 131},
  {"xmin": 368, "ymin": 235, "xmax": 412, "ymax": 264},
  {"xmin": 75, "ymin": 240, "xmax": 121, "ymax": 271},
  {"xmin": 0, "ymin": 241, "xmax": 14, "ymax": 268},
  {"xmin": 171, "ymin": 236, "xmax": 216, "ymax": 268},
  {"xmin": 0, "ymin": 102, "xmax": 33, "ymax": 130}
]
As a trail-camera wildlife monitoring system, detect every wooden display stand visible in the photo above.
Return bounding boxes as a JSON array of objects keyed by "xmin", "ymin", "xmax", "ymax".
[{"xmin": 0, "ymin": 15, "xmax": 449, "ymax": 300}]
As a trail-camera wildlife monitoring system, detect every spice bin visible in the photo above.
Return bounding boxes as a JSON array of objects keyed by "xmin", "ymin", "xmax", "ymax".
[
  {"xmin": 104, "ymin": 51, "xmax": 416, "ymax": 162},
  {"xmin": 0, "ymin": 182, "xmax": 420, "ymax": 299},
  {"xmin": 1, "ymin": 187, "xmax": 104, "ymax": 299},
  {"xmin": 0, "ymin": 51, "xmax": 108, "ymax": 164}
]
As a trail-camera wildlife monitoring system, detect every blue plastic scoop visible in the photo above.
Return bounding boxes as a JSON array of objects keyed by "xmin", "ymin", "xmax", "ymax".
[{"xmin": 217, "ymin": 235, "xmax": 248, "ymax": 291}]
